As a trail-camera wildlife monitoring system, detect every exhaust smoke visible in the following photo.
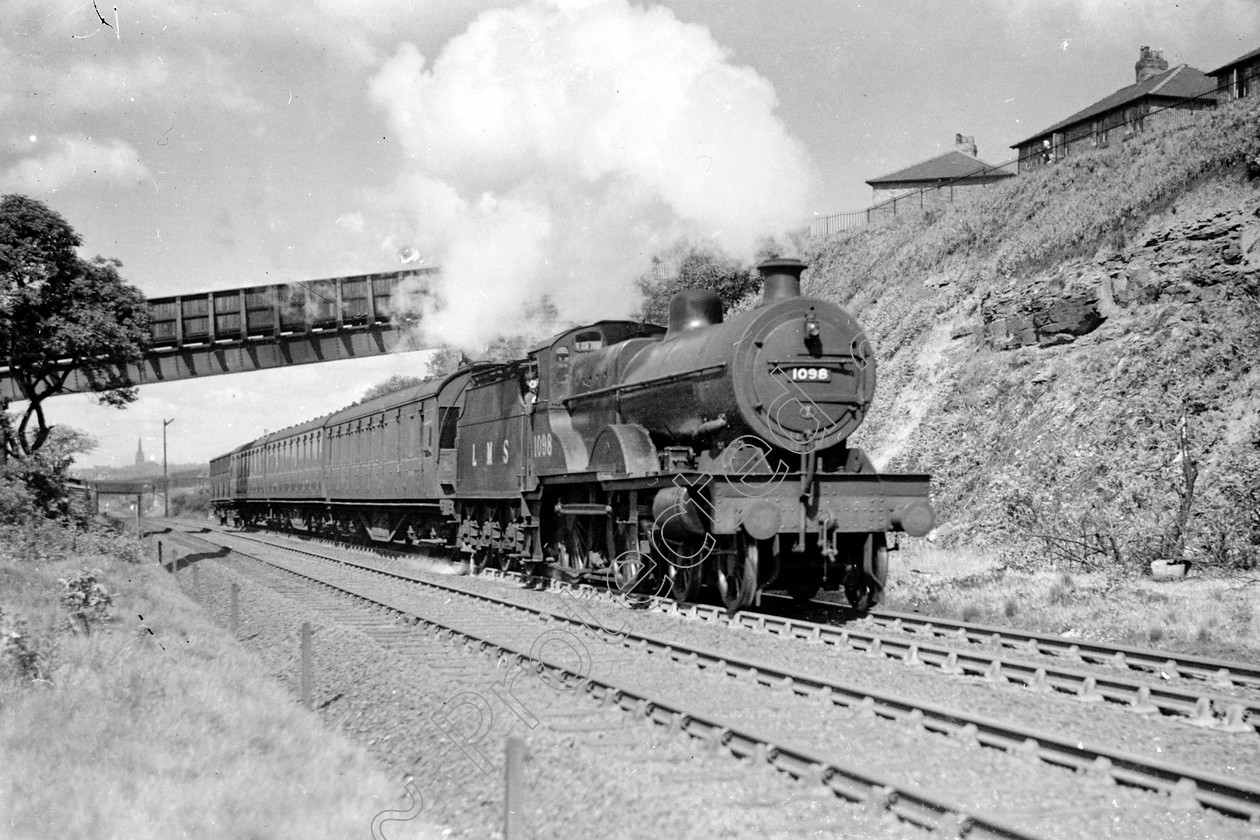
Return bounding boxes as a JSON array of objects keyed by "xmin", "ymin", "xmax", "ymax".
[{"xmin": 367, "ymin": 0, "xmax": 813, "ymax": 353}]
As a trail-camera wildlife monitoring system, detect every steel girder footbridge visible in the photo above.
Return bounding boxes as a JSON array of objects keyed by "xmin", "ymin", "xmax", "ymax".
[{"xmin": 0, "ymin": 267, "xmax": 438, "ymax": 402}]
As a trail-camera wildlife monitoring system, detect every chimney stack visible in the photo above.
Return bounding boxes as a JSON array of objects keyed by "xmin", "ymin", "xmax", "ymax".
[
  {"xmin": 758, "ymin": 258, "xmax": 806, "ymax": 306},
  {"xmin": 1135, "ymin": 46, "xmax": 1168, "ymax": 83},
  {"xmin": 954, "ymin": 134, "xmax": 977, "ymax": 157}
]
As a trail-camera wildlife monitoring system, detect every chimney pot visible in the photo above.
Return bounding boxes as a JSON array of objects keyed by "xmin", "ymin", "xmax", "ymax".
[
  {"xmin": 954, "ymin": 134, "xmax": 977, "ymax": 157},
  {"xmin": 1135, "ymin": 45, "xmax": 1168, "ymax": 84}
]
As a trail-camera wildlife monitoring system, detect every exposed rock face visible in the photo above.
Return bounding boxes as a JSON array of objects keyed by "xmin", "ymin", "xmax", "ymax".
[
  {"xmin": 953, "ymin": 202, "xmax": 1260, "ymax": 350},
  {"xmin": 1100, "ymin": 204, "xmax": 1260, "ymax": 305},
  {"xmin": 978, "ymin": 295, "xmax": 1103, "ymax": 350}
]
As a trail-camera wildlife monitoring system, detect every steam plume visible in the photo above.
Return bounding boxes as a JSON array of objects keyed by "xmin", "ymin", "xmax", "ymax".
[{"xmin": 368, "ymin": 0, "xmax": 813, "ymax": 352}]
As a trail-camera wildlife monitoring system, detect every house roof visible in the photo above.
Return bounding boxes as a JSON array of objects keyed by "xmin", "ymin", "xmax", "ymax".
[
  {"xmin": 1011, "ymin": 64, "xmax": 1216, "ymax": 148},
  {"xmin": 865, "ymin": 150, "xmax": 1014, "ymax": 186},
  {"xmin": 1206, "ymin": 45, "xmax": 1260, "ymax": 76}
]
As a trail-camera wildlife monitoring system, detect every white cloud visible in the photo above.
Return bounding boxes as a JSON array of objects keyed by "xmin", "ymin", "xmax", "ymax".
[
  {"xmin": 367, "ymin": 0, "xmax": 813, "ymax": 351},
  {"xmin": 1, "ymin": 137, "xmax": 155, "ymax": 193},
  {"xmin": 336, "ymin": 212, "xmax": 367, "ymax": 233},
  {"xmin": 47, "ymin": 54, "xmax": 171, "ymax": 113},
  {"xmin": 994, "ymin": 0, "xmax": 1260, "ymax": 64}
]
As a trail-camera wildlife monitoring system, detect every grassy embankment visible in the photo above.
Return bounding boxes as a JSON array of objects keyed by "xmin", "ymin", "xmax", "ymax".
[
  {"xmin": 797, "ymin": 97, "xmax": 1260, "ymax": 656},
  {"xmin": 882, "ymin": 542, "xmax": 1259, "ymax": 662},
  {"xmin": 0, "ymin": 518, "xmax": 438, "ymax": 840}
]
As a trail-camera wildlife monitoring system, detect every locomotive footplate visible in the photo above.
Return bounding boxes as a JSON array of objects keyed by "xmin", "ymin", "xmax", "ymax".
[
  {"xmin": 560, "ymin": 470, "xmax": 934, "ymax": 541},
  {"xmin": 705, "ymin": 471, "xmax": 934, "ymax": 539}
]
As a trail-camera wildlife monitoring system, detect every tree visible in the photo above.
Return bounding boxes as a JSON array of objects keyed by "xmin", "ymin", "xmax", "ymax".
[
  {"xmin": 359, "ymin": 374, "xmax": 426, "ymax": 402},
  {"xmin": 423, "ymin": 347, "xmax": 472, "ymax": 379},
  {"xmin": 0, "ymin": 425, "xmax": 97, "ymax": 522},
  {"xmin": 636, "ymin": 239, "xmax": 774, "ymax": 325},
  {"xmin": 0, "ymin": 195, "xmax": 150, "ymax": 459},
  {"xmin": 356, "ymin": 348, "xmax": 473, "ymax": 403}
]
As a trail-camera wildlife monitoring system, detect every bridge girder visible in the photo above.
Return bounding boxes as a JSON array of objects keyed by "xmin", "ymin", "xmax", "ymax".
[{"xmin": 0, "ymin": 268, "xmax": 436, "ymax": 401}]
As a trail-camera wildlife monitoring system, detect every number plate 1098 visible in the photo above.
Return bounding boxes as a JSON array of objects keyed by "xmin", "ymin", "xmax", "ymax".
[{"xmin": 786, "ymin": 367, "xmax": 830, "ymax": 382}]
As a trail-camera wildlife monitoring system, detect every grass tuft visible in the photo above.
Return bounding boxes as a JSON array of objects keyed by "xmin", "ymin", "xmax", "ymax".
[{"xmin": 885, "ymin": 540, "xmax": 1260, "ymax": 659}]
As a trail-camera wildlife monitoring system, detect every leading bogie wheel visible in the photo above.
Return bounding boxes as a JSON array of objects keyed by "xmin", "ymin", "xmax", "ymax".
[
  {"xmin": 667, "ymin": 554, "xmax": 703, "ymax": 603},
  {"xmin": 785, "ymin": 550, "xmax": 824, "ymax": 602},
  {"xmin": 612, "ymin": 550, "xmax": 647, "ymax": 595},
  {"xmin": 844, "ymin": 534, "xmax": 888, "ymax": 611},
  {"xmin": 786, "ymin": 572, "xmax": 821, "ymax": 603},
  {"xmin": 716, "ymin": 533, "xmax": 759, "ymax": 612}
]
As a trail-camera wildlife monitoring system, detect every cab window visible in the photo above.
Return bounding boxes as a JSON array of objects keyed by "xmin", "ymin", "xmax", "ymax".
[{"xmin": 573, "ymin": 330, "xmax": 603, "ymax": 353}]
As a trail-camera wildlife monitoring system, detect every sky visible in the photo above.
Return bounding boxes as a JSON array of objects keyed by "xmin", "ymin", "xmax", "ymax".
[{"xmin": 3, "ymin": 0, "xmax": 1257, "ymax": 469}]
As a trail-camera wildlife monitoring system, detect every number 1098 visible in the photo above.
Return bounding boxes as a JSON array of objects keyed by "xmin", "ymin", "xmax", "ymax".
[{"xmin": 787, "ymin": 367, "xmax": 830, "ymax": 381}]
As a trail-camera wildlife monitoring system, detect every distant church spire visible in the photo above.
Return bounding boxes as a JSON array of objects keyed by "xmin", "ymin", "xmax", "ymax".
[{"xmin": 135, "ymin": 437, "xmax": 146, "ymax": 466}]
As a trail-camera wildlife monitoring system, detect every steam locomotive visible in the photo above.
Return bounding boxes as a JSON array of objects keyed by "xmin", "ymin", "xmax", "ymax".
[{"xmin": 210, "ymin": 259, "xmax": 934, "ymax": 611}]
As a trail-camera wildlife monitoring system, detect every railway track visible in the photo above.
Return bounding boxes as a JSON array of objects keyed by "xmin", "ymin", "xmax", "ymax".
[
  {"xmin": 849, "ymin": 603, "xmax": 1260, "ymax": 690},
  {"xmin": 184, "ymin": 523, "xmax": 1260, "ymax": 733},
  {"xmin": 728, "ymin": 597, "xmax": 1260, "ymax": 734},
  {"xmin": 165, "ymin": 526, "xmax": 1035, "ymax": 839},
  {"xmin": 163, "ymin": 524, "xmax": 1260, "ymax": 836},
  {"xmin": 476, "ymin": 572, "xmax": 1260, "ymax": 735}
]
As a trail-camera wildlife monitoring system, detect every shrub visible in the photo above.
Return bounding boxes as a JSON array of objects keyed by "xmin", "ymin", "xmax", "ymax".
[
  {"xmin": 1047, "ymin": 573, "xmax": 1075, "ymax": 605},
  {"xmin": 0, "ymin": 520, "xmax": 144, "ymax": 566},
  {"xmin": 58, "ymin": 568, "xmax": 114, "ymax": 629},
  {"xmin": 0, "ymin": 470, "xmax": 40, "ymax": 525},
  {"xmin": 169, "ymin": 486, "xmax": 211, "ymax": 517},
  {"xmin": 0, "ymin": 607, "xmax": 46, "ymax": 682},
  {"xmin": 0, "ymin": 452, "xmax": 87, "ymax": 525}
]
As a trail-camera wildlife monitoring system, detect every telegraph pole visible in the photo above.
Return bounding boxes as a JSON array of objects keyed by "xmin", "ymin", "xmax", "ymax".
[{"xmin": 163, "ymin": 418, "xmax": 175, "ymax": 517}]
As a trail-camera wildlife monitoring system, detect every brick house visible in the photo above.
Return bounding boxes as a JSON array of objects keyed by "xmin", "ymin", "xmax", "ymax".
[
  {"xmin": 1205, "ymin": 45, "xmax": 1260, "ymax": 103},
  {"xmin": 1012, "ymin": 47, "xmax": 1216, "ymax": 173},
  {"xmin": 865, "ymin": 134, "xmax": 1014, "ymax": 211}
]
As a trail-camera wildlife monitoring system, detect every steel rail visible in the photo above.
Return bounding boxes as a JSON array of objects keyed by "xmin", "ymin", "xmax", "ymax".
[
  {"xmin": 495, "ymin": 567, "xmax": 1260, "ymax": 734},
  {"xmin": 184, "ymin": 524, "xmax": 1258, "ymax": 732},
  {"xmin": 188, "ymin": 527, "xmax": 1260, "ymax": 822},
  {"xmin": 171, "ymin": 528, "xmax": 1043, "ymax": 840},
  {"xmin": 719, "ymin": 604, "xmax": 1259, "ymax": 733},
  {"xmin": 853, "ymin": 605, "xmax": 1260, "ymax": 690}
]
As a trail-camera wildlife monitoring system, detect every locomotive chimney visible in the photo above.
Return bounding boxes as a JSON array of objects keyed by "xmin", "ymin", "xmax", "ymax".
[{"xmin": 758, "ymin": 258, "xmax": 806, "ymax": 306}]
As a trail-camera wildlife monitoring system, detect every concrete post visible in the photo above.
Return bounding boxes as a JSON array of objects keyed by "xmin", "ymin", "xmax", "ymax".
[
  {"xmin": 505, "ymin": 736, "xmax": 526, "ymax": 838},
  {"xmin": 301, "ymin": 621, "xmax": 313, "ymax": 709}
]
